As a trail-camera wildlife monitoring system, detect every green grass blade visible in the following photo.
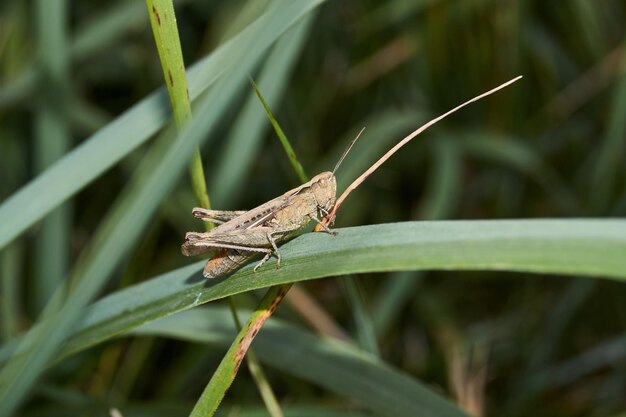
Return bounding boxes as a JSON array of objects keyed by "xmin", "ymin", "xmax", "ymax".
[
  {"xmin": 146, "ymin": 0, "xmax": 192, "ymax": 128},
  {"xmin": 0, "ymin": 243, "xmax": 22, "ymax": 341},
  {"xmin": 250, "ymin": 79, "xmax": 308, "ymax": 183},
  {"xmin": 33, "ymin": 0, "xmax": 71, "ymax": 313},
  {"xmin": 24, "ymin": 218, "xmax": 624, "ymax": 365},
  {"xmin": 146, "ymin": 0, "xmax": 211, "ymax": 216},
  {"xmin": 134, "ymin": 307, "xmax": 470, "ymax": 417}
]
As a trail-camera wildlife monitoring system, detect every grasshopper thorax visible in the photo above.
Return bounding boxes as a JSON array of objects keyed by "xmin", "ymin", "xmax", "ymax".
[{"xmin": 309, "ymin": 171, "xmax": 337, "ymax": 213}]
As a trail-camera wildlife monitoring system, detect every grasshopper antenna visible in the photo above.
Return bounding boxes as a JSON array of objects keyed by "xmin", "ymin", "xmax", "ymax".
[
  {"xmin": 321, "ymin": 75, "xmax": 523, "ymax": 226},
  {"xmin": 332, "ymin": 127, "xmax": 366, "ymax": 176}
]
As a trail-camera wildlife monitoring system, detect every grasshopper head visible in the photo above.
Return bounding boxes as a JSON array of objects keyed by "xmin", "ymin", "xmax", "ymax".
[{"xmin": 310, "ymin": 171, "xmax": 337, "ymax": 212}]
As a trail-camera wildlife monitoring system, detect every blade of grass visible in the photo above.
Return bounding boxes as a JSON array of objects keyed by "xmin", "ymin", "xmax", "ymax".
[
  {"xmin": 227, "ymin": 301, "xmax": 285, "ymax": 417},
  {"xmin": 250, "ymin": 78, "xmax": 308, "ymax": 183},
  {"xmin": 147, "ymin": 1, "xmax": 281, "ymax": 414},
  {"xmin": 0, "ymin": 219, "xmax": 618, "ymax": 367},
  {"xmin": 146, "ymin": 0, "xmax": 211, "ymax": 213},
  {"xmin": 135, "ymin": 306, "xmax": 470, "ymax": 417},
  {"xmin": 0, "ymin": 243, "xmax": 22, "ymax": 341},
  {"xmin": 33, "ymin": 0, "xmax": 71, "ymax": 313}
]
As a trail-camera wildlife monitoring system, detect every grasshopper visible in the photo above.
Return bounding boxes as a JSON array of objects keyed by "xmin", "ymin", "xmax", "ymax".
[
  {"xmin": 182, "ymin": 76, "xmax": 522, "ymax": 278},
  {"xmin": 181, "ymin": 138, "xmax": 358, "ymax": 278}
]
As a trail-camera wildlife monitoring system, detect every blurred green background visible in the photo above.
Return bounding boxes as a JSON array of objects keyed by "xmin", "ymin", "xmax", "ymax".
[{"xmin": 1, "ymin": 0, "xmax": 626, "ymax": 416}]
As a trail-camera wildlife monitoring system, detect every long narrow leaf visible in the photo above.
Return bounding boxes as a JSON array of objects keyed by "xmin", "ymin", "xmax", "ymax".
[{"xmin": 36, "ymin": 218, "xmax": 626, "ymax": 363}]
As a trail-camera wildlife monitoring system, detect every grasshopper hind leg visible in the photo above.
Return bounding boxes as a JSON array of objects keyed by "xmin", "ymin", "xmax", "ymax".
[{"xmin": 191, "ymin": 208, "xmax": 247, "ymax": 223}]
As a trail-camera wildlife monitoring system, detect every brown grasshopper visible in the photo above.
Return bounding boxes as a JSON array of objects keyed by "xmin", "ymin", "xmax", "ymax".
[
  {"xmin": 181, "ymin": 138, "xmax": 358, "ymax": 278},
  {"xmin": 182, "ymin": 76, "xmax": 522, "ymax": 278}
]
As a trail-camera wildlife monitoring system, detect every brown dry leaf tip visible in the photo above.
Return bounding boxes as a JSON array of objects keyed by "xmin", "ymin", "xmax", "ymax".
[
  {"xmin": 231, "ymin": 298, "xmax": 284, "ymax": 378},
  {"xmin": 233, "ymin": 331, "xmax": 255, "ymax": 377},
  {"xmin": 238, "ymin": 287, "xmax": 290, "ymax": 359},
  {"xmin": 320, "ymin": 76, "xmax": 523, "ymax": 227},
  {"xmin": 269, "ymin": 286, "xmax": 290, "ymax": 311}
]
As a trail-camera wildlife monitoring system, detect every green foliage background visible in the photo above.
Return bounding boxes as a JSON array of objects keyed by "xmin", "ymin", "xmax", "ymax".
[{"xmin": 1, "ymin": 0, "xmax": 625, "ymax": 416}]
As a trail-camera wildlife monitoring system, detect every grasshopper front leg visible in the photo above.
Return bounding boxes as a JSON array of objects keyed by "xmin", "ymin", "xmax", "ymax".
[{"xmin": 309, "ymin": 212, "xmax": 337, "ymax": 235}]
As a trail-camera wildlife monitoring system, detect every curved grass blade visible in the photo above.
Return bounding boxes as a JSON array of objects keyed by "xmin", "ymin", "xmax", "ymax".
[
  {"xmin": 250, "ymin": 79, "xmax": 308, "ymax": 183},
  {"xmin": 33, "ymin": 0, "xmax": 72, "ymax": 313},
  {"xmin": 2, "ymin": 219, "xmax": 624, "ymax": 366},
  {"xmin": 8, "ymin": 218, "xmax": 619, "ymax": 365}
]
